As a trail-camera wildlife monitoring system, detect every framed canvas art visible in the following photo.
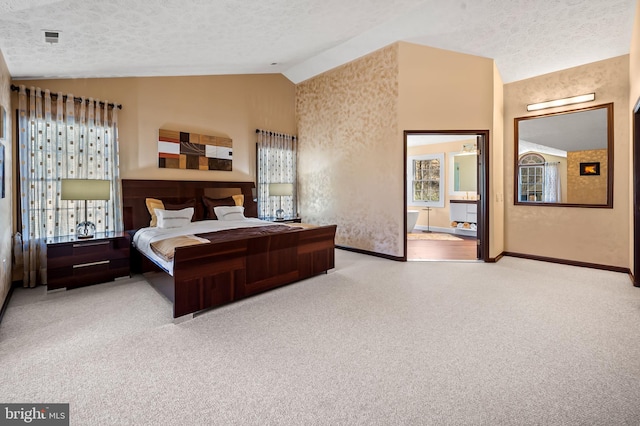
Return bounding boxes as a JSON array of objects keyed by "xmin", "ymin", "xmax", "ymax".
[
  {"xmin": 158, "ymin": 129, "xmax": 233, "ymax": 171},
  {"xmin": 579, "ymin": 162, "xmax": 600, "ymax": 176}
]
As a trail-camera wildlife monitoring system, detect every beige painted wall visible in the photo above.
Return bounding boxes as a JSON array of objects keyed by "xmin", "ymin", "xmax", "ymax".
[
  {"xmin": 504, "ymin": 55, "xmax": 630, "ymax": 268},
  {"xmin": 297, "ymin": 44, "xmax": 401, "ymax": 256},
  {"xmin": 398, "ymin": 42, "xmax": 502, "ymax": 258},
  {"xmin": 0, "ymin": 50, "xmax": 12, "ymax": 308},
  {"xmin": 12, "ymin": 74, "xmax": 296, "ymax": 181},
  {"xmin": 492, "ymin": 62, "xmax": 505, "ymax": 259},
  {"xmin": 11, "ymin": 73, "xmax": 297, "ymax": 232}
]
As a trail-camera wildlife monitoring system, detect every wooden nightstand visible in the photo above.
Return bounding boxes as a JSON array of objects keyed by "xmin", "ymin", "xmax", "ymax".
[
  {"xmin": 46, "ymin": 232, "xmax": 130, "ymax": 291},
  {"xmin": 260, "ymin": 216, "xmax": 302, "ymax": 224}
]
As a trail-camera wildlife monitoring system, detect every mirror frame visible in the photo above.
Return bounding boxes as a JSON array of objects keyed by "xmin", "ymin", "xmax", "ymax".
[{"xmin": 514, "ymin": 102, "xmax": 614, "ymax": 208}]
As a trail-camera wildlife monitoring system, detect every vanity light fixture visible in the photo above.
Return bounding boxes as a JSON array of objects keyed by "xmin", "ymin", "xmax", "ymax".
[
  {"xmin": 526, "ymin": 93, "xmax": 595, "ymax": 112},
  {"xmin": 461, "ymin": 143, "xmax": 477, "ymax": 154}
]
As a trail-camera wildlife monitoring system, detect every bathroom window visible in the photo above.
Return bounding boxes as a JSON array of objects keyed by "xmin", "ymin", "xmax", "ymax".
[{"xmin": 407, "ymin": 153, "xmax": 444, "ymax": 207}]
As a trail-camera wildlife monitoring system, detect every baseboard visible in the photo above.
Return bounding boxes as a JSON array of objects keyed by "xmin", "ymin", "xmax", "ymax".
[
  {"xmin": 503, "ymin": 251, "xmax": 630, "ymax": 274},
  {"xmin": 0, "ymin": 284, "xmax": 16, "ymax": 326},
  {"xmin": 336, "ymin": 245, "xmax": 404, "ymax": 262},
  {"xmin": 487, "ymin": 252, "xmax": 504, "ymax": 263}
]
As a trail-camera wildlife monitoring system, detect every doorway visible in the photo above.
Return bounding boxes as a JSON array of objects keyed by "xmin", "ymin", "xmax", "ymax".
[{"xmin": 404, "ymin": 130, "xmax": 489, "ymax": 262}]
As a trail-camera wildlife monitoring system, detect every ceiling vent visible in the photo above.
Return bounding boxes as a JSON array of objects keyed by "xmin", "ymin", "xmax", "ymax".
[{"xmin": 43, "ymin": 31, "xmax": 60, "ymax": 44}]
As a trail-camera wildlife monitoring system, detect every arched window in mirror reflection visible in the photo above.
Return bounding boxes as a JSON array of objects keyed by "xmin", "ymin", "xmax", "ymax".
[
  {"xmin": 514, "ymin": 103, "xmax": 613, "ymax": 208},
  {"xmin": 518, "ymin": 153, "xmax": 545, "ymax": 202}
]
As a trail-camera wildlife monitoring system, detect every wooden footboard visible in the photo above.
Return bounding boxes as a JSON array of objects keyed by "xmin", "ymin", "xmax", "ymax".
[{"xmin": 171, "ymin": 225, "xmax": 336, "ymax": 318}]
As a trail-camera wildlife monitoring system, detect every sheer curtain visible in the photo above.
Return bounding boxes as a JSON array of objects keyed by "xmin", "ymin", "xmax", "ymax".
[
  {"xmin": 543, "ymin": 161, "xmax": 561, "ymax": 203},
  {"xmin": 256, "ymin": 130, "xmax": 297, "ymax": 218},
  {"xmin": 17, "ymin": 85, "xmax": 123, "ymax": 287}
]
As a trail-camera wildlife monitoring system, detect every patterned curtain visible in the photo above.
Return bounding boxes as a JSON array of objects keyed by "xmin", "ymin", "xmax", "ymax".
[
  {"xmin": 543, "ymin": 161, "xmax": 561, "ymax": 203},
  {"xmin": 17, "ymin": 85, "xmax": 123, "ymax": 287},
  {"xmin": 256, "ymin": 130, "xmax": 297, "ymax": 218}
]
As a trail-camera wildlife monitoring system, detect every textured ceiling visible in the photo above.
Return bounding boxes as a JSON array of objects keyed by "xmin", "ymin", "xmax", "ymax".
[{"xmin": 0, "ymin": 0, "xmax": 636, "ymax": 84}]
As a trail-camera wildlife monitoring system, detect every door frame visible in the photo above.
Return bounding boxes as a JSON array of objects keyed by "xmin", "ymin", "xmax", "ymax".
[
  {"xmin": 403, "ymin": 130, "xmax": 490, "ymax": 262},
  {"xmin": 633, "ymin": 99, "xmax": 640, "ymax": 286}
]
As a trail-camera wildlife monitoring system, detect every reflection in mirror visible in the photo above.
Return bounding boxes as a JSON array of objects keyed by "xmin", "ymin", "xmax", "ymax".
[
  {"xmin": 449, "ymin": 152, "xmax": 477, "ymax": 195},
  {"xmin": 514, "ymin": 103, "xmax": 613, "ymax": 207}
]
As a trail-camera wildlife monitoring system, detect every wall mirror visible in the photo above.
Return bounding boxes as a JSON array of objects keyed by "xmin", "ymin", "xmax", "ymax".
[
  {"xmin": 449, "ymin": 151, "xmax": 477, "ymax": 196},
  {"xmin": 514, "ymin": 103, "xmax": 613, "ymax": 208}
]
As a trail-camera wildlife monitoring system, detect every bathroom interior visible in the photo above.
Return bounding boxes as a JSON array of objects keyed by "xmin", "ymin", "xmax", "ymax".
[{"xmin": 406, "ymin": 134, "xmax": 479, "ymax": 261}]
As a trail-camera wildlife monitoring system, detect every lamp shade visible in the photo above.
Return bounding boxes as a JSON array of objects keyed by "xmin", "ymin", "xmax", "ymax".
[
  {"xmin": 268, "ymin": 183, "xmax": 293, "ymax": 196},
  {"xmin": 61, "ymin": 179, "xmax": 111, "ymax": 200}
]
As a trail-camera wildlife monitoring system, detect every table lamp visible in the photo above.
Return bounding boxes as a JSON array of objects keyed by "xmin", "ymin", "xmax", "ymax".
[
  {"xmin": 61, "ymin": 179, "xmax": 111, "ymax": 239},
  {"xmin": 268, "ymin": 183, "xmax": 293, "ymax": 219}
]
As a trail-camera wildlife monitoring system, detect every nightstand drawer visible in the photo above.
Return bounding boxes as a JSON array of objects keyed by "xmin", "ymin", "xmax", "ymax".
[
  {"xmin": 47, "ymin": 233, "xmax": 130, "ymax": 290},
  {"xmin": 48, "ymin": 240, "xmax": 111, "ymax": 262},
  {"xmin": 49, "ymin": 260, "xmax": 110, "ymax": 280}
]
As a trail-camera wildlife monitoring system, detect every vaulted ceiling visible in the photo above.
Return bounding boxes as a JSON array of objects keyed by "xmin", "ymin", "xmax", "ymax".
[{"xmin": 0, "ymin": 0, "xmax": 636, "ymax": 84}]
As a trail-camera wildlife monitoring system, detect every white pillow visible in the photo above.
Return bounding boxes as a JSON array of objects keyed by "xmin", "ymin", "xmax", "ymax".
[
  {"xmin": 154, "ymin": 207, "xmax": 194, "ymax": 229},
  {"xmin": 214, "ymin": 206, "xmax": 246, "ymax": 221}
]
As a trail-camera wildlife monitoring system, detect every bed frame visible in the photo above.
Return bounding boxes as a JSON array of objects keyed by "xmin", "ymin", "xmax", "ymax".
[{"xmin": 122, "ymin": 179, "xmax": 337, "ymax": 320}]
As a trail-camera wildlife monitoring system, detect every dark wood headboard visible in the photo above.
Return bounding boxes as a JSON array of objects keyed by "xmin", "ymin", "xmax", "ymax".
[{"xmin": 121, "ymin": 179, "xmax": 257, "ymax": 230}]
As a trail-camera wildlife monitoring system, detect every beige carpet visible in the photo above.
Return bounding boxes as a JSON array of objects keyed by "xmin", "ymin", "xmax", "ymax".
[
  {"xmin": 2, "ymin": 252, "xmax": 640, "ymax": 425},
  {"xmin": 407, "ymin": 232, "xmax": 463, "ymax": 241}
]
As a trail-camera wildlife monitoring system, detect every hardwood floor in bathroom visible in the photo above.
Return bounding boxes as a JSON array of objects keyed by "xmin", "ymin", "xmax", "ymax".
[{"xmin": 407, "ymin": 235, "xmax": 478, "ymax": 261}]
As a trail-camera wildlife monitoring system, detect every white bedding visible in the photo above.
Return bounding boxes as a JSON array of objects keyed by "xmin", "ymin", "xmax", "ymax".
[{"xmin": 132, "ymin": 218, "xmax": 277, "ymax": 275}]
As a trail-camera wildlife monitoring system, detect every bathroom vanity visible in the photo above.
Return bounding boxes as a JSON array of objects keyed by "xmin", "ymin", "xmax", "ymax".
[{"xmin": 450, "ymin": 200, "xmax": 477, "ymax": 236}]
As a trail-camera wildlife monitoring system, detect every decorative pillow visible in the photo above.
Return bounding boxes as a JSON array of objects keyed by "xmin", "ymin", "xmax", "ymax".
[
  {"xmin": 231, "ymin": 194, "xmax": 244, "ymax": 207},
  {"xmin": 202, "ymin": 196, "xmax": 236, "ymax": 219},
  {"xmin": 145, "ymin": 198, "xmax": 165, "ymax": 227},
  {"xmin": 146, "ymin": 198, "xmax": 197, "ymax": 226},
  {"xmin": 214, "ymin": 206, "xmax": 246, "ymax": 221},
  {"xmin": 154, "ymin": 207, "xmax": 194, "ymax": 229},
  {"xmin": 165, "ymin": 198, "xmax": 196, "ymax": 211}
]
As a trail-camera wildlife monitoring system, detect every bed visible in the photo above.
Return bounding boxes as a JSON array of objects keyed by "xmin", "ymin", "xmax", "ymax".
[{"xmin": 122, "ymin": 179, "xmax": 337, "ymax": 320}]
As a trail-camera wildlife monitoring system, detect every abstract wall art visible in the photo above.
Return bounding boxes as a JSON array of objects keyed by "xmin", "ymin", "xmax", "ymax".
[{"xmin": 158, "ymin": 129, "xmax": 232, "ymax": 171}]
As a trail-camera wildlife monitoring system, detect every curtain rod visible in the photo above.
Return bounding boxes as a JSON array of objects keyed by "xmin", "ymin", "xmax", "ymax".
[
  {"xmin": 255, "ymin": 128, "xmax": 296, "ymax": 139},
  {"xmin": 10, "ymin": 84, "xmax": 122, "ymax": 110}
]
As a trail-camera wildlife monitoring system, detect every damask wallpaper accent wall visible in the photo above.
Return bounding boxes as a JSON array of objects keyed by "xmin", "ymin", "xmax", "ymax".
[
  {"xmin": 566, "ymin": 149, "xmax": 607, "ymax": 205},
  {"xmin": 297, "ymin": 44, "xmax": 402, "ymax": 257},
  {"xmin": 504, "ymin": 55, "xmax": 630, "ymax": 268}
]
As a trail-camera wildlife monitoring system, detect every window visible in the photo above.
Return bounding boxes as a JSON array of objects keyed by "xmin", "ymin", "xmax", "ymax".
[
  {"xmin": 407, "ymin": 153, "xmax": 444, "ymax": 207},
  {"xmin": 256, "ymin": 130, "xmax": 297, "ymax": 218},
  {"xmin": 17, "ymin": 87, "xmax": 122, "ymax": 240},
  {"xmin": 518, "ymin": 153, "xmax": 545, "ymax": 202}
]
